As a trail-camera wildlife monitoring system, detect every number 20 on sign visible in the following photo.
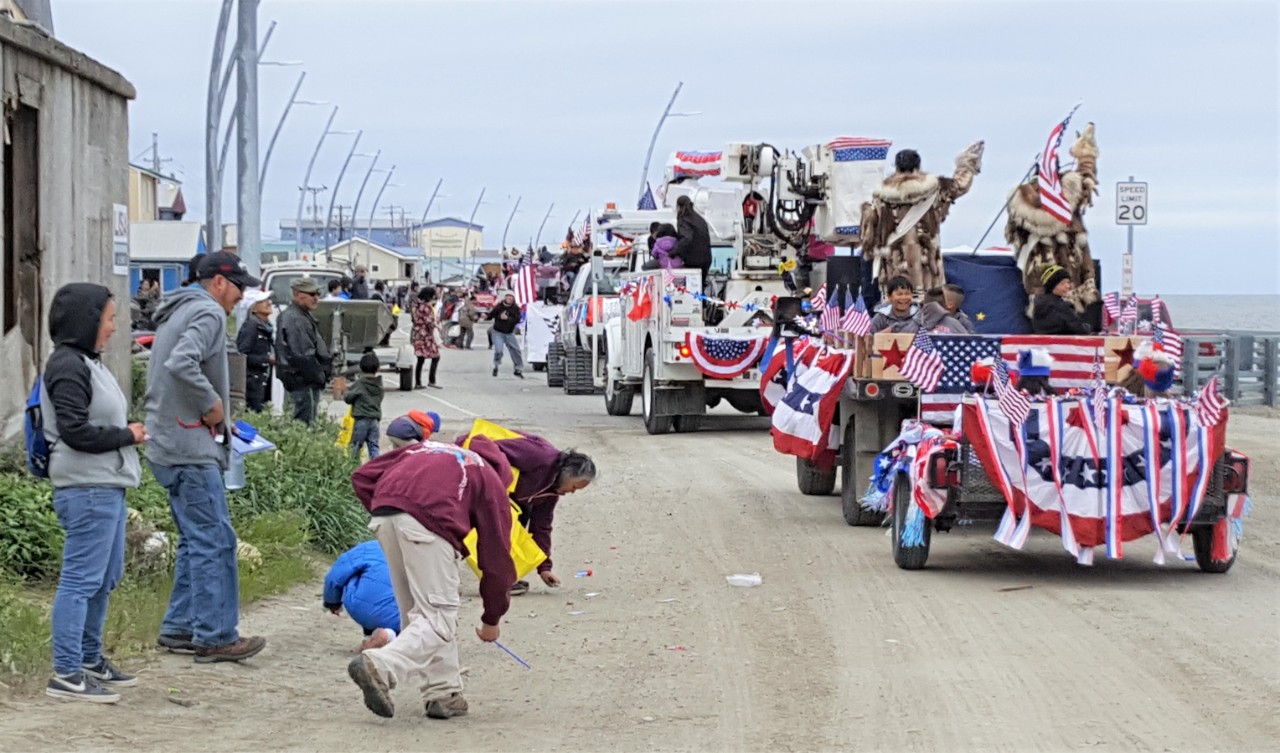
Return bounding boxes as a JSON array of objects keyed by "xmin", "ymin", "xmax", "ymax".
[{"xmin": 1116, "ymin": 182, "xmax": 1148, "ymax": 225}]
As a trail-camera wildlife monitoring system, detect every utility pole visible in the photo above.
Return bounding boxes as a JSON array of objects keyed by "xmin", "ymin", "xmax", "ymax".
[
  {"xmin": 299, "ymin": 186, "xmax": 327, "ymax": 248},
  {"xmin": 234, "ymin": 0, "xmax": 263, "ymax": 273},
  {"xmin": 205, "ymin": 0, "xmax": 235, "ymax": 254},
  {"xmin": 333, "ymin": 205, "xmax": 352, "ymax": 243},
  {"xmin": 149, "ymin": 132, "xmax": 172, "ymax": 175}
]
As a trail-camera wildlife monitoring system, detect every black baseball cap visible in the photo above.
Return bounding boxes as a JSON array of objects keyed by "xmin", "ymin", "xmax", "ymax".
[{"xmin": 196, "ymin": 251, "xmax": 262, "ymax": 290}]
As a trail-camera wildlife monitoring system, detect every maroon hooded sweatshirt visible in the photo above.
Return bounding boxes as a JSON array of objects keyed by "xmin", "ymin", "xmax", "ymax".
[
  {"xmin": 454, "ymin": 432, "xmax": 564, "ymax": 574},
  {"xmin": 352, "ymin": 435, "xmax": 516, "ymax": 626}
]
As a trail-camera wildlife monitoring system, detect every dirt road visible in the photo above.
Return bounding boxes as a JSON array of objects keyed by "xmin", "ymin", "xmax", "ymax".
[{"xmin": 6, "ymin": 338, "xmax": 1278, "ymax": 752}]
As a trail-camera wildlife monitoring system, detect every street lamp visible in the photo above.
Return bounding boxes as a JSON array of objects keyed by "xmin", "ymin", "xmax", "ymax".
[
  {"xmin": 365, "ymin": 173, "xmax": 400, "ymax": 268},
  {"xmin": 349, "ymin": 157, "xmax": 386, "ymax": 248},
  {"xmin": 500, "ymin": 196, "xmax": 522, "ymax": 251},
  {"xmin": 322, "ymin": 142, "xmax": 370, "ymax": 259},
  {"xmin": 204, "ymin": 0, "xmax": 236, "ymax": 252},
  {"xmin": 533, "ymin": 202, "xmax": 555, "ymax": 251},
  {"xmin": 462, "ymin": 188, "xmax": 490, "ymax": 278},
  {"xmin": 293, "ymin": 106, "xmax": 355, "ymax": 253},
  {"xmin": 259, "ymin": 74, "xmax": 327, "ymax": 195},
  {"xmin": 637, "ymin": 81, "xmax": 701, "ymax": 206}
]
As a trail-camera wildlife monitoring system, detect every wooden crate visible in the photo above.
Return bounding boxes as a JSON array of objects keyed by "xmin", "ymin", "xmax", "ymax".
[
  {"xmin": 1104, "ymin": 336, "xmax": 1150, "ymax": 382},
  {"xmin": 870, "ymin": 332, "xmax": 914, "ymax": 380}
]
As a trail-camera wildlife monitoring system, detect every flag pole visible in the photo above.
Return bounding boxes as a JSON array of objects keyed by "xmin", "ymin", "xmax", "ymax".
[{"xmin": 970, "ymin": 159, "xmax": 1038, "ymax": 255}]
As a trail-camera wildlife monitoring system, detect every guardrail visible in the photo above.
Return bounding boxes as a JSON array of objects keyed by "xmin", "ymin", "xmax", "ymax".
[{"xmin": 1179, "ymin": 332, "xmax": 1279, "ymax": 407}]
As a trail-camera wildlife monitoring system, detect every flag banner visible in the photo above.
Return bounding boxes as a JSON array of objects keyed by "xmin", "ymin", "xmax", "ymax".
[
  {"xmin": 638, "ymin": 183, "xmax": 657, "ymax": 211},
  {"xmin": 1038, "ymin": 106, "xmax": 1080, "ymax": 224},
  {"xmin": 759, "ymin": 337, "xmax": 817, "ymax": 415},
  {"xmin": 671, "ymin": 150, "xmax": 723, "ymax": 178},
  {"xmin": 919, "ymin": 335, "xmax": 1003, "ymax": 423},
  {"xmin": 771, "ymin": 346, "xmax": 856, "ymax": 464},
  {"xmin": 512, "ymin": 265, "xmax": 537, "ymax": 307},
  {"xmin": 826, "ymin": 137, "xmax": 893, "ymax": 237},
  {"xmin": 962, "ymin": 396, "xmax": 1227, "ymax": 561},
  {"xmin": 900, "ymin": 331, "xmax": 945, "ymax": 392},
  {"xmin": 685, "ymin": 332, "xmax": 769, "ymax": 379}
]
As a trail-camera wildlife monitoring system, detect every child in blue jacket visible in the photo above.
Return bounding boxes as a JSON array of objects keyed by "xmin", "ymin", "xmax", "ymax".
[{"xmin": 323, "ymin": 541, "xmax": 400, "ymax": 649}]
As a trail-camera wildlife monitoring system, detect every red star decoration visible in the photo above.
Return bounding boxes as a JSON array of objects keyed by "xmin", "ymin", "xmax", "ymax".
[
  {"xmin": 1112, "ymin": 340, "xmax": 1136, "ymax": 368},
  {"xmin": 879, "ymin": 339, "xmax": 908, "ymax": 370}
]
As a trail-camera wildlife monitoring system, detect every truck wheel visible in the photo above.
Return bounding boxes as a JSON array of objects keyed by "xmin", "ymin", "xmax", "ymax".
[
  {"xmin": 891, "ymin": 472, "xmax": 931, "ymax": 570},
  {"xmin": 1191, "ymin": 523, "xmax": 1238, "ymax": 574},
  {"xmin": 673, "ymin": 414, "xmax": 704, "ymax": 433},
  {"xmin": 796, "ymin": 458, "xmax": 837, "ymax": 496},
  {"xmin": 604, "ymin": 368, "xmax": 634, "ymax": 416},
  {"xmin": 642, "ymin": 349, "xmax": 672, "ymax": 434},
  {"xmin": 546, "ymin": 342, "xmax": 565, "ymax": 388},
  {"xmin": 532, "ymin": 362, "xmax": 547, "ymax": 373},
  {"xmin": 840, "ymin": 419, "xmax": 885, "ymax": 526}
]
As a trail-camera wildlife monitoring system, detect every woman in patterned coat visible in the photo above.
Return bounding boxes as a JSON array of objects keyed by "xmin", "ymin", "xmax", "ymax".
[{"xmin": 411, "ymin": 286, "xmax": 442, "ymax": 389}]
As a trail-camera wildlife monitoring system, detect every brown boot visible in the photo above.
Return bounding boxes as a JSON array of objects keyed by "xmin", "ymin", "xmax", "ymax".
[
  {"xmin": 348, "ymin": 654, "xmax": 395, "ymax": 718},
  {"xmin": 194, "ymin": 636, "xmax": 267, "ymax": 664},
  {"xmin": 425, "ymin": 692, "xmax": 469, "ymax": 720}
]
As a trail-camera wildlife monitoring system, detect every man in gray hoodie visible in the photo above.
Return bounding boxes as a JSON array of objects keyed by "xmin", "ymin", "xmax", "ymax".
[{"xmin": 145, "ymin": 252, "xmax": 267, "ymax": 663}]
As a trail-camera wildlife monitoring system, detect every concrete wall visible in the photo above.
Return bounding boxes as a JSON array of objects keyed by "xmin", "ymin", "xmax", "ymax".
[{"xmin": 0, "ymin": 18, "xmax": 135, "ymax": 441}]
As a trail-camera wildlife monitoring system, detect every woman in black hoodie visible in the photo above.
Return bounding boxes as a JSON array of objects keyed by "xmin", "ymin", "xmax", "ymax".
[{"xmin": 41, "ymin": 283, "xmax": 146, "ymax": 703}]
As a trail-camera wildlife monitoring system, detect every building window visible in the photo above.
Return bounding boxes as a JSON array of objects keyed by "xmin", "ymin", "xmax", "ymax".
[
  {"xmin": 4, "ymin": 104, "xmax": 39, "ymax": 341},
  {"xmin": 371, "ymin": 265, "xmax": 380, "ymax": 273}
]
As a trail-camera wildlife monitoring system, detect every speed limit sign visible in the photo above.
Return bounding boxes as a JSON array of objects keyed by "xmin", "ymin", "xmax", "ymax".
[{"xmin": 1116, "ymin": 182, "xmax": 1148, "ymax": 225}]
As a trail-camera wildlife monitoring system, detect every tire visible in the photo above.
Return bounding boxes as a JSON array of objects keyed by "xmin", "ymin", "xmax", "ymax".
[
  {"xmin": 1191, "ymin": 523, "xmax": 1238, "ymax": 574},
  {"xmin": 841, "ymin": 418, "xmax": 885, "ymax": 526},
  {"xmin": 673, "ymin": 414, "xmax": 704, "ymax": 433},
  {"xmin": 546, "ymin": 342, "xmax": 565, "ymax": 388},
  {"xmin": 891, "ymin": 472, "xmax": 931, "ymax": 570},
  {"xmin": 604, "ymin": 367, "xmax": 634, "ymax": 416},
  {"xmin": 532, "ymin": 362, "xmax": 547, "ymax": 373},
  {"xmin": 642, "ymin": 348, "xmax": 673, "ymax": 435},
  {"xmin": 796, "ymin": 457, "xmax": 837, "ymax": 496}
]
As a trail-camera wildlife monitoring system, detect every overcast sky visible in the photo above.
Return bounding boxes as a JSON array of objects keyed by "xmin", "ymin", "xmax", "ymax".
[{"xmin": 56, "ymin": 0, "xmax": 1278, "ymax": 294}]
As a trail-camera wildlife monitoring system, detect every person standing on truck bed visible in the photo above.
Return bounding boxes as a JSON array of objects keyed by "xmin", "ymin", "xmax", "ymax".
[
  {"xmin": 276, "ymin": 277, "xmax": 333, "ymax": 424},
  {"xmin": 672, "ymin": 195, "xmax": 712, "ymax": 286}
]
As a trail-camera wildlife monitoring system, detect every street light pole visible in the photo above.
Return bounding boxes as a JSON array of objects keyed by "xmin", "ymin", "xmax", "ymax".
[
  {"xmin": 365, "ymin": 166, "xmax": 398, "ymax": 252},
  {"xmin": 462, "ymin": 187, "xmax": 486, "ymax": 278},
  {"xmin": 215, "ymin": 20, "xmax": 278, "ymax": 194},
  {"xmin": 349, "ymin": 153, "xmax": 383, "ymax": 249},
  {"xmin": 259, "ymin": 70, "xmax": 308, "ymax": 195},
  {"xmin": 533, "ymin": 201, "xmax": 555, "ymax": 251},
  {"xmin": 321, "ymin": 134, "xmax": 364, "ymax": 260},
  {"xmin": 500, "ymin": 195, "xmax": 522, "ymax": 251},
  {"xmin": 234, "ymin": 0, "xmax": 263, "ymax": 272},
  {"xmin": 294, "ymin": 105, "xmax": 339, "ymax": 254},
  {"xmin": 204, "ymin": 0, "xmax": 234, "ymax": 253},
  {"xmin": 638, "ymin": 81, "xmax": 683, "ymax": 206}
]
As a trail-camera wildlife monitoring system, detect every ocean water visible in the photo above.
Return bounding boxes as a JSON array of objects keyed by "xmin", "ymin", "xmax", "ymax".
[{"xmin": 1159, "ymin": 295, "xmax": 1280, "ymax": 333}]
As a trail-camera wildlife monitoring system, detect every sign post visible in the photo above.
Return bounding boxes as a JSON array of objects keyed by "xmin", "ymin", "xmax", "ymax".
[
  {"xmin": 112, "ymin": 204, "xmax": 130, "ymax": 277},
  {"xmin": 1115, "ymin": 177, "xmax": 1147, "ymax": 300}
]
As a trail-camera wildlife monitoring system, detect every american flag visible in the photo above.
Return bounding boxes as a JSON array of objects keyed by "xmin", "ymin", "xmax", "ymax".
[
  {"xmin": 1037, "ymin": 105, "xmax": 1080, "ymax": 225},
  {"xmin": 1091, "ymin": 350, "xmax": 1107, "ymax": 434},
  {"xmin": 993, "ymin": 357, "xmax": 1031, "ymax": 426},
  {"xmin": 1000, "ymin": 335, "xmax": 1107, "ymax": 391},
  {"xmin": 1118, "ymin": 294, "xmax": 1138, "ymax": 327},
  {"xmin": 671, "ymin": 150, "xmax": 723, "ymax": 178},
  {"xmin": 900, "ymin": 331, "xmax": 945, "ymax": 392},
  {"xmin": 1102, "ymin": 291, "xmax": 1122, "ymax": 325},
  {"xmin": 841, "ymin": 294, "xmax": 872, "ymax": 336},
  {"xmin": 819, "ymin": 302, "xmax": 840, "ymax": 333},
  {"xmin": 1152, "ymin": 321, "xmax": 1184, "ymax": 368},
  {"xmin": 638, "ymin": 183, "xmax": 657, "ymax": 211},
  {"xmin": 573, "ymin": 213, "xmax": 591, "ymax": 245},
  {"xmin": 1195, "ymin": 375, "xmax": 1227, "ymax": 427},
  {"xmin": 662, "ymin": 267, "xmax": 675, "ymax": 288},
  {"xmin": 810, "ymin": 284, "xmax": 827, "ymax": 312},
  {"xmin": 826, "ymin": 136, "xmax": 894, "ymax": 162},
  {"xmin": 512, "ymin": 264, "xmax": 537, "ymax": 307},
  {"xmin": 919, "ymin": 335, "xmax": 1002, "ymax": 423}
]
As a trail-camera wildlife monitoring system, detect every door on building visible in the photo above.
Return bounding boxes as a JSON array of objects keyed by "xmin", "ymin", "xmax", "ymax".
[{"xmin": 3, "ymin": 104, "xmax": 40, "ymax": 367}]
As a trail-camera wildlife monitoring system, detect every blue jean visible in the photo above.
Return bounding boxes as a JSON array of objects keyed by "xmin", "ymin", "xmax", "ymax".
[
  {"xmin": 289, "ymin": 386, "xmax": 321, "ymax": 425},
  {"xmin": 492, "ymin": 331, "xmax": 524, "ymax": 371},
  {"xmin": 50, "ymin": 487, "xmax": 127, "ymax": 676},
  {"xmin": 350, "ymin": 417, "xmax": 381, "ymax": 459},
  {"xmin": 150, "ymin": 463, "xmax": 240, "ymax": 648}
]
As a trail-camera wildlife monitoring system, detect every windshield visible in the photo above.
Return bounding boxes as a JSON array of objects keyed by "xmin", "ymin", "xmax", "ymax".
[
  {"xmin": 574, "ymin": 270, "xmax": 623, "ymax": 297},
  {"xmin": 266, "ymin": 272, "xmax": 344, "ymax": 304}
]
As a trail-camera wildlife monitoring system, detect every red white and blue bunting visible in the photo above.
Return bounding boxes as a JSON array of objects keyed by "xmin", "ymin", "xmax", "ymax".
[{"xmin": 685, "ymin": 332, "xmax": 769, "ymax": 379}]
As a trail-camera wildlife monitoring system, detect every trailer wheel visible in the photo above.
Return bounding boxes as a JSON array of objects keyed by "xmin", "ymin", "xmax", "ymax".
[
  {"xmin": 891, "ymin": 472, "xmax": 931, "ymax": 570},
  {"xmin": 673, "ymin": 414, "xmax": 704, "ymax": 433},
  {"xmin": 642, "ymin": 349, "xmax": 672, "ymax": 434},
  {"xmin": 546, "ymin": 342, "xmax": 565, "ymax": 388},
  {"xmin": 796, "ymin": 458, "xmax": 837, "ymax": 496},
  {"xmin": 604, "ymin": 367, "xmax": 634, "ymax": 416},
  {"xmin": 840, "ymin": 418, "xmax": 885, "ymax": 526},
  {"xmin": 1191, "ymin": 523, "xmax": 1238, "ymax": 574}
]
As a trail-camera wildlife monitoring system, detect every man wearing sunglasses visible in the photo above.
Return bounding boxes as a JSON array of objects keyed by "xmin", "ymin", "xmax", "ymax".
[
  {"xmin": 276, "ymin": 277, "xmax": 333, "ymax": 424},
  {"xmin": 145, "ymin": 251, "xmax": 268, "ymax": 663}
]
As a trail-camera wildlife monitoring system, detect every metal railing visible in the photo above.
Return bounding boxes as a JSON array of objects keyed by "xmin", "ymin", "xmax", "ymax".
[{"xmin": 1179, "ymin": 332, "xmax": 1280, "ymax": 407}]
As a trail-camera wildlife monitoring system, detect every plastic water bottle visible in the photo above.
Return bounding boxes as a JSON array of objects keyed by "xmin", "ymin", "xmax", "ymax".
[
  {"xmin": 726, "ymin": 573, "xmax": 763, "ymax": 588},
  {"xmin": 224, "ymin": 449, "xmax": 246, "ymax": 491}
]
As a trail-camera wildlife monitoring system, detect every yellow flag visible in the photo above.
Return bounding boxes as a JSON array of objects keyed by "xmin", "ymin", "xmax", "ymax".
[{"xmin": 460, "ymin": 419, "xmax": 547, "ymax": 579}]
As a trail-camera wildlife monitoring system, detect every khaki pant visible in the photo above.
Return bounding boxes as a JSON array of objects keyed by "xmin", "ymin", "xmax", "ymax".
[{"xmin": 363, "ymin": 514, "xmax": 462, "ymax": 703}]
